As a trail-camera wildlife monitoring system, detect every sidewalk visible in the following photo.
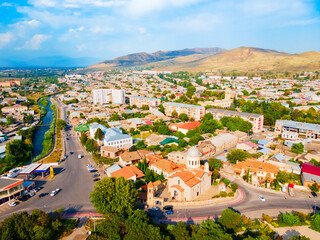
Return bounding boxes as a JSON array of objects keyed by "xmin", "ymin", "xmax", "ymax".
[{"xmin": 61, "ymin": 217, "xmax": 88, "ymax": 240}]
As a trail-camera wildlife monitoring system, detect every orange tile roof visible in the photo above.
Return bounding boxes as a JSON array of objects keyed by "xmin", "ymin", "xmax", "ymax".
[
  {"xmin": 169, "ymin": 171, "xmax": 195, "ymax": 182},
  {"xmin": 171, "ymin": 185, "xmax": 184, "ymax": 192},
  {"xmin": 171, "ymin": 121, "xmax": 201, "ymax": 130},
  {"xmin": 127, "ymin": 166, "xmax": 145, "ymax": 178},
  {"xmin": 151, "ymin": 159, "xmax": 179, "ymax": 174},
  {"xmin": 234, "ymin": 160, "xmax": 279, "ymax": 174},
  {"xmin": 120, "ymin": 151, "xmax": 142, "ymax": 162},
  {"xmin": 185, "ymin": 177, "xmax": 201, "ymax": 188}
]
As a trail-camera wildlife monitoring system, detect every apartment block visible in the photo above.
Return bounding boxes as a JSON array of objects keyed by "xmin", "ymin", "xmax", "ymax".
[
  {"xmin": 92, "ymin": 89, "xmax": 125, "ymax": 105},
  {"xmin": 129, "ymin": 96, "xmax": 161, "ymax": 108},
  {"xmin": 275, "ymin": 120, "xmax": 320, "ymax": 140},
  {"xmin": 163, "ymin": 102, "xmax": 205, "ymax": 121},
  {"xmin": 207, "ymin": 108, "xmax": 264, "ymax": 133}
]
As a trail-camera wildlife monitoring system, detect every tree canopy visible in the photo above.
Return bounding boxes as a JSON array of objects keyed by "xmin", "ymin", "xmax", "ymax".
[
  {"xmin": 90, "ymin": 177, "xmax": 138, "ymax": 216},
  {"xmin": 227, "ymin": 149, "xmax": 251, "ymax": 164},
  {"xmin": 94, "ymin": 128, "xmax": 105, "ymax": 141}
]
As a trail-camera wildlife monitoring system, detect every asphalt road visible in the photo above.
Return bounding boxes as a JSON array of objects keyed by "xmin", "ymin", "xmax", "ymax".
[{"xmin": 0, "ymin": 101, "xmax": 96, "ymax": 221}]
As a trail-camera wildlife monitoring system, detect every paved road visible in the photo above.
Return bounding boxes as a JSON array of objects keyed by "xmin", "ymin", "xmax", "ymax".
[{"xmin": 0, "ymin": 101, "xmax": 96, "ymax": 221}]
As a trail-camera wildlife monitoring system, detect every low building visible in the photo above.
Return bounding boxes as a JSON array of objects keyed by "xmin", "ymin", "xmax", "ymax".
[
  {"xmin": 207, "ymin": 108, "xmax": 264, "ymax": 133},
  {"xmin": 100, "ymin": 146, "xmax": 121, "ymax": 159},
  {"xmin": 301, "ymin": 163, "xmax": 320, "ymax": 187},
  {"xmin": 2, "ymin": 104, "xmax": 28, "ymax": 114},
  {"xmin": 0, "ymin": 178, "xmax": 24, "ymax": 205},
  {"xmin": 110, "ymin": 165, "xmax": 145, "ymax": 182},
  {"xmin": 103, "ymin": 128, "xmax": 133, "ymax": 149},
  {"xmin": 208, "ymin": 133, "xmax": 238, "ymax": 153},
  {"xmin": 169, "ymin": 121, "xmax": 201, "ymax": 135},
  {"xmin": 119, "ymin": 151, "xmax": 143, "ymax": 166},
  {"xmin": 233, "ymin": 160, "xmax": 279, "ymax": 184},
  {"xmin": 163, "ymin": 102, "xmax": 205, "ymax": 121},
  {"xmin": 149, "ymin": 158, "xmax": 179, "ymax": 178},
  {"xmin": 281, "ymin": 131, "xmax": 299, "ymax": 140}
]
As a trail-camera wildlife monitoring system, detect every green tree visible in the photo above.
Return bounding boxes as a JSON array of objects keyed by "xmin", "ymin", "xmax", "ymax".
[
  {"xmin": 23, "ymin": 114, "xmax": 34, "ymax": 124},
  {"xmin": 218, "ymin": 208, "xmax": 242, "ymax": 231},
  {"xmin": 94, "ymin": 128, "xmax": 105, "ymax": 141},
  {"xmin": 85, "ymin": 138, "xmax": 97, "ymax": 152},
  {"xmin": 281, "ymin": 213, "xmax": 300, "ymax": 226},
  {"xmin": 309, "ymin": 182, "xmax": 319, "ymax": 192},
  {"xmin": 56, "ymin": 119, "xmax": 67, "ymax": 130},
  {"xmin": 171, "ymin": 110, "xmax": 178, "ymax": 118},
  {"xmin": 6, "ymin": 116, "xmax": 15, "ymax": 125},
  {"xmin": 96, "ymin": 215, "xmax": 125, "ymax": 239},
  {"xmin": 289, "ymin": 236, "xmax": 310, "ymax": 240},
  {"xmin": 80, "ymin": 132, "xmax": 88, "ymax": 146},
  {"xmin": 227, "ymin": 149, "xmax": 250, "ymax": 164},
  {"xmin": 310, "ymin": 214, "xmax": 320, "ymax": 232},
  {"xmin": 291, "ymin": 143, "xmax": 304, "ymax": 154},
  {"xmin": 158, "ymin": 104, "xmax": 165, "ymax": 114},
  {"xmin": 178, "ymin": 113, "xmax": 189, "ymax": 122},
  {"xmin": 124, "ymin": 210, "xmax": 162, "ymax": 240},
  {"xmin": 141, "ymin": 105, "xmax": 149, "ymax": 110},
  {"xmin": 135, "ymin": 140, "xmax": 147, "ymax": 150},
  {"xmin": 109, "ymin": 113, "xmax": 120, "ymax": 122},
  {"xmin": 90, "ymin": 177, "xmax": 138, "ymax": 216},
  {"xmin": 193, "ymin": 219, "xmax": 232, "ymax": 240},
  {"xmin": 208, "ymin": 158, "xmax": 223, "ymax": 171},
  {"xmin": 169, "ymin": 221, "xmax": 190, "ymax": 240}
]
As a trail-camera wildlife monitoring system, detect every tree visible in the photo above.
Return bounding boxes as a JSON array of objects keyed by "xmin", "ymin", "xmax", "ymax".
[
  {"xmin": 109, "ymin": 113, "xmax": 120, "ymax": 122},
  {"xmin": 281, "ymin": 213, "xmax": 300, "ymax": 226},
  {"xmin": 56, "ymin": 119, "xmax": 67, "ymax": 130},
  {"xmin": 178, "ymin": 139, "xmax": 188, "ymax": 148},
  {"xmin": 178, "ymin": 113, "xmax": 189, "ymax": 122},
  {"xmin": 96, "ymin": 215, "xmax": 124, "ymax": 239},
  {"xmin": 94, "ymin": 128, "xmax": 105, "ymax": 141},
  {"xmin": 208, "ymin": 158, "xmax": 223, "ymax": 171},
  {"xmin": 90, "ymin": 177, "xmax": 138, "ymax": 216},
  {"xmin": 289, "ymin": 236, "xmax": 311, "ymax": 240},
  {"xmin": 124, "ymin": 210, "xmax": 162, "ymax": 240},
  {"xmin": 264, "ymin": 114, "xmax": 274, "ymax": 126},
  {"xmin": 171, "ymin": 110, "xmax": 178, "ymax": 118},
  {"xmin": 135, "ymin": 140, "xmax": 147, "ymax": 150},
  {"xmin": 80, "ymin": 132, "xmax": 88, "ymax": 146},
  {"xmin": 291, "ymin": 143, "xmax": 304, "ymax": 154},
  {"xmin": 193, "ymin": 219, "xmax": 232, "ymax": 240},
  {"xmin": 227, "ymin": 149, "xmax": 250, "ymax": 164},
  {"xmin": 6, "ymin": 116, "xmax": 15, "ymax": 125},
  {"xmin": 85, "ymin": 138, "xmax": 97, "ymax": 152},
  {"xmin": 141, "ymin": 105, "xmax": 149, "ymax": 110},
  {"xmin": 309, "ymin": 182, "xmax": 319, "ymax": 192},
  {"xmin": 169, "ymin": 93, "xmax": 176, "ymax": 100},
  {"xmin": 169, "ymin": 222, "xmax": 191, "ymax": 240},
  {"xmin": 23, "ymin": 114, "xmax": 34, "ymax": 124},
  {"xmin": 218, "ymin": 208, "xmax": 242, "ymax": 231},
  {"xmin": 310, "ymin": 214, "xmax": 320, "ymax": 232},
  {"xmin": 158, "ymin": 104, "xmax": 165, "ymax": 114}
]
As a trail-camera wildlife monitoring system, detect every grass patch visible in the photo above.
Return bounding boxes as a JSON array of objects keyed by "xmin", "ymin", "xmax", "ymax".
[{"xmin": 133, "ymin": 131, "xmax": 156, "ymax": 140}]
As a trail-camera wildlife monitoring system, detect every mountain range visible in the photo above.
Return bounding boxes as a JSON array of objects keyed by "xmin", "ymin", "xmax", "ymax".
[{"xmin": 88, "ymin": 47, "xmax": 320, "ymax": 72}]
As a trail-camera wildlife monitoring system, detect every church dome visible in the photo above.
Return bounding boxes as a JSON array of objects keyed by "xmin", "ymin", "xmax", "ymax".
[{"xmin": 187, "ymin": 146, "xmax": 202, "ymax": 157}]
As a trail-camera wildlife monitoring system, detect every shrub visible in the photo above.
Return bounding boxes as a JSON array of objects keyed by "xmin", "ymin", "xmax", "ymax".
[
  {"xmin": 263, "ymin": 214, "xmax": 273, "ymax": 224},
  {"xmin": 293, "ymin": 211, "xmax": 307, "ymax": 223},
  {"xmin": 310, "ymin": 214, "xmax": 320, "ymax": 232},
  {"xmin": 281, "ymin": 213, "xmax": 300, "ymax": 226},
  {"xmin": 220, "ymin": 191, "xmax": 227, "ymax": 197}
]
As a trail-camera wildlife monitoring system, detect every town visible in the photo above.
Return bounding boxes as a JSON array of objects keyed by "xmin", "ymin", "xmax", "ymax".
[{"xmin": 0, "ymin": 69, "xmax": 320, "ymax": 239}]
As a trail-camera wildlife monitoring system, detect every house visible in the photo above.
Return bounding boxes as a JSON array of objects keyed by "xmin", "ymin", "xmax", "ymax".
[
  {"xmin": 208, "ymin": 133, "xmax": 238, "ymax": 153},
  {"xmin": 102, "ymin": 128, "xmax": 133, "ymax": 149},
  {"xmin": 169, "ymin": 121, "xmax": 201, "ymax": 135},
  {"xmin": 233, "ymin": 160, "xmax": 279, "ymax": 184},
  {"xmin": 119, "ymin": 151, "xmax": 143, "ymax": 166},
  {"xmin": 106, "ymin": 164, "xmax": 122, "ymax": 176},
  {"xmin": 2, "ymin": 104, "xmax": 28, "ymax": 114},
  {"xmin": 267, "ymin": 153, "xmax": 301, "ymax": 174},
  {"xmin": 197, "ymin": 141, "xmax": 216, "ymax": 159},
  {"xmin": 110, "ymin": 165, "xmax": 145, "ymax": 182},
  {"xmin": 149, "ymin": 158, "xmax": 179, "ymax": 178},
  {"xmin": 301, "ymin": 163, "xmax": 320, "ymax": 187},
  {"xmin": 167, "ymin": 147, "xmax": 212, "ymax": 201},
  {"xmin": 236, "ymin": 141, "xmax": 258, "ymax": 152},
  {"xmin": 100, "ymin": 146, "xmax": 121, "ymax": 159},
  {"xmin": 282, "ymin": 131, "xmax": 299, "ymax": 140}
]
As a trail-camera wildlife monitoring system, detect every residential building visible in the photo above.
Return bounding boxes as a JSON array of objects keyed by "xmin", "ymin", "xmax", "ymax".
[
  {"xmin": 149, "ymin": 158, "xmax": 179, "ymax": 178},
  {"xmin": 110, "ymin": 165, "xmax": 145, "ymax": 182},
  {"xmin": 233, "ymin": 160, "xmax": 279, "ymax": 184},
  {"xmin": 1, "ymin": 104, "xmax": 28, "ymax": 114},
  {"xmin": 301, "ymin": 163, "xmax": 320, "ymax": 187},
  {"xmin": 103, "ymin": 128, "xmax": 132, "ymax": 149},
  {"xmin": 100, "ymin": 146, "xmax": 121, "ymax": 159},
  {"xmin": 129, "ymin": 96, "xmax": 161, "ymax": 108},
  {"xmin": 207, "ymin": 108, "xmax": 264, "ymax": 133},
  {"xmin": 0, "ymin": 80, "xmax": 20, "ymax": 87},
  {"xmin": 92, "ymin": 89, "xmax": 125, "ymax": 105},
  {"xmin": 207, "ymin": 133, "xmax": 238, "ymax": 153},
  {"xmin": 275, "ymin": 120, "xmax": 320, "ymax": 140},
  {"xmin": 163, "ymin": 102, "xmax": 205, "ymax": 120},
  {"xmin": 169, "ymin": 121, "xmax": 201, "ymax": 135},
  {"xmin": 281, "ymin": 131, "xmax": 299, "ymax": 140}
]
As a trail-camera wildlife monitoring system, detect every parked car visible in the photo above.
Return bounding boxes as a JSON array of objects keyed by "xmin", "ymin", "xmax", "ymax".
[
  {"xmin": 165, "ymin": 210, "xmax": 174, "ymax": 215},
  {"xmin": 50, "ymin": 188, "xmax": 60, "ymax": 197},
  {"xmin": 312, "ymin": 206, "xmax": 320, "ymax": 211},
  {"xmin": 311, "ymin": 192, "xmax": 318, "ymax": 198},
  {"xmin": 90, "ymin": 169, "xmax": 97, "ymax": 173},
  {"xmin": 39, "ymin": 193, "xmax": 48, "ymax": 198},
  {"xmin": 27, "ymin": 192, "xmax": 35, "ymax": 197},
  {"xmin": 92, "ymin": 174, "xmax": 100, "ymax": 178},
  {"xmin": 258, "ymin": 195, "xmax": 265, "ymax": 202},
  {"xmin": 93, "ymin": 178, "xmax": 100, "ymax": 182},
  {"xmin": 78, "ymin": 154, "xmax": 82, "ymax": 159},
  {"xmin": 8, "ymin": 202, "xmax": 16, "ymax": 207},
  {"xmin": 150, "ymin": 207, "xmax": 160, "ymax": 211},
  {"xmin": 163, "ymin": 205, "xmax": 173, "ymax": 211}
]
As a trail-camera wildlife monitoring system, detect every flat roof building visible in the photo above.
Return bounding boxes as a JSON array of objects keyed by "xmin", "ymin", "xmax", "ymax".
[
  {"xmin": 163, "ymin": 102, "xmax": 205, "ymax": 121},
  {"xmin": 0, "ymin": 178, "xmax": 24, "ymax": 205}
]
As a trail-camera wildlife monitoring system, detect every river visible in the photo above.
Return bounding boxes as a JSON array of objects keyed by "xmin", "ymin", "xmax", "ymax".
[{"xmin": 32, "ymin": 97, "xmax": 54, "ymax": 158}]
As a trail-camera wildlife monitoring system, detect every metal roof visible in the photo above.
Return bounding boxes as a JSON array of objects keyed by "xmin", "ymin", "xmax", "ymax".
[
  {"xmin": 34, "ymin": 164, "xmax": 51, "ymax": 172},
  {"xmin": 0, "ymin": 178, "xmax": 23, "ymax": 190},
  {"xmin": 207, "ymin": 108, "xmax": 263, "ymax": 119},
  {"xmin": 18, "ymin": 163, "xmax": 41, "ymax": 175},
  {"xmin": 163, "ymin": 102, "xmax": 204, "ymax": 109},
  {"xmin": 277, "ymin": 120, "xmax": 320, "ymax": 132}
]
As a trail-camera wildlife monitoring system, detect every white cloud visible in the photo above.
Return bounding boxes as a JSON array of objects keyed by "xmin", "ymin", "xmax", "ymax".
[
  {"xmin": 68, "ymin": 26, "xmax": 85, "ymax": 32},
  {"xmin": 90, "ymin": 26, "xmax": 113, "ymax": 34},
  {"xmin": 28, "ymin": 0, "xmax": 56, "ymax": 8},
  {"xmin": 0, "ymin": 32, "xmax": 14, "ymax": 48},
  {"xmin": 137, "ymin": 27, "xmax": 146, "ymax": 34},
  {"xmin": 18, "ymin": 34, "xmax": 51, "ymax": 50},
  {"xmin": 1, "ymin": 2, "xmax": 13, "ymax": 7},
  {"xmin": 77, "ymin": 44, "xmax": 85, "ymax": 51}
]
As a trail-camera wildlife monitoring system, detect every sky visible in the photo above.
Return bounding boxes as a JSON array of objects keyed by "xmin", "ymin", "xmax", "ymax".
[{"xmin": 0, "ymin": 0, "xmax": 320, "ymax": 64}]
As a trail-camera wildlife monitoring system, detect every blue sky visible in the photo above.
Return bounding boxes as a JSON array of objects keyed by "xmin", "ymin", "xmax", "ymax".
[{"xmin": 0, "ymin": 0, "xmax": 320, "ymax": 62}]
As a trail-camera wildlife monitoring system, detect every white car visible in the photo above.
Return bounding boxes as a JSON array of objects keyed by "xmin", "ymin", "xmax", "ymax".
[
  {"xmin": 50, "ymin": 189, "xmax": 60, "ymax": 197},
  {"xmin": 258, "ymin": 195, "xmax": 265, "ymax": 202},
  {"xmin": 150, "ymin": 207, "xmax": 160, "ymax": 211},
  {"xmin": 8, "ymin": 202, "xmax": 16, "ymax": 207}
]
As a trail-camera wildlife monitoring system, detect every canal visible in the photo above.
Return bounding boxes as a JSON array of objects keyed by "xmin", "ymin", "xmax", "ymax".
[{"xmin": 32, "ymin": 97, "xmax": 54, "ymax": 158}]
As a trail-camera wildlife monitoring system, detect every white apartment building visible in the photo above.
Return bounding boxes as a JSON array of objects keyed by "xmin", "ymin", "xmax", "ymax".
[{"xmin": 92, "ymin": 89, "xmax": 125, "ymax": 105}]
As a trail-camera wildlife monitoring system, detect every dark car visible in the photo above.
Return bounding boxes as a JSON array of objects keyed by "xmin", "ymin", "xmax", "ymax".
[
  {"xmin": 70, "ymin": 152, "xmax": 73, "ymax": 155},
  {"xmin": 311, "ymin": 192, "xmax": 318, "ymax": 198},
  {"xmin": 93, "ymin": 178, "xmax": 100, "ymax": 182},
  {"xmin": 92, "ymin": 173, "xmax": 100, "ymax": 178},
  {"xmin": 312, "ymin": 206, "xmax": 320, "ymax": 211},
  {"xmin": 18, "ymin": 195, "xmax": 30, "ymax": 201},
  {"xmin": 165, "ymin": 210, "xmax": 174, "ymax": 215},
  {"xmin": 66, "ymin": 138, "xmax": 69, "ymax": 140},
  {"xmin": 39, "ymin": 193, "xmax": 48, "ymax": 198},
  {"xmin": 163, "ymin": 205, "xmax": 173, "ymax": 211}
]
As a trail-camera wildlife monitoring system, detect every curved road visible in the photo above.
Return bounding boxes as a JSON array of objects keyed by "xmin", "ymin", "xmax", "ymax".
[{"xmin": 0, "ymin": 98, "xmax": 319, "ymax": 222}]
